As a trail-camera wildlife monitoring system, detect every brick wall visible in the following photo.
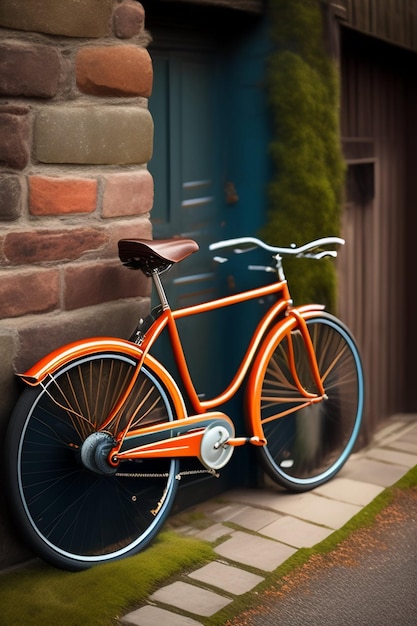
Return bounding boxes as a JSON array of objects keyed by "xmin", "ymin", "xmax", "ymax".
[{"xmin": 0, "ymin": 0, "xmax": 154, "ymax": 568}]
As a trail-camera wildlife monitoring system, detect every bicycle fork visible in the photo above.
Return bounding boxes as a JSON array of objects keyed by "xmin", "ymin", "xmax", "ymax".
[{"xmin": 287, "ymin": 307, "xmax": 327, "ymax": 400}]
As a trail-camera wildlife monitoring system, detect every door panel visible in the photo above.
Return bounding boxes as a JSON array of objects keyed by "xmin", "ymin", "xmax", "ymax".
[
  {"xmin": 148, "ymin": 52, "xmax": 224, "ymax": 399},
  {"xmin": 145, "ymin": 17, "xmax": 270, "ymax": 492}
]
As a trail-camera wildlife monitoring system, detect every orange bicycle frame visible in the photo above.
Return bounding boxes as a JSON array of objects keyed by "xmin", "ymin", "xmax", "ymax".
[
  {"xmin": 115, "ymin": 277, "xmax": 326, "ymax": 458},
  {"xmin": 19, "ymin": 277, "xmax": 326, "ymax": 464}
]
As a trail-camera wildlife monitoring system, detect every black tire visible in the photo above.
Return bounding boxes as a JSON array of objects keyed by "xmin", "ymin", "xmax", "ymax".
[
  {"xmin": 5, "ymin": 353, "xmax": 180, "ymax": 570},
  {"xmin": 251, "ymin": 312, "xmax": 364, "ymax": 491}
]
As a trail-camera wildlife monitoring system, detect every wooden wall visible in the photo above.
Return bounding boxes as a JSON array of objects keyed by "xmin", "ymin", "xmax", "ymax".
[
  {"xmin": 338, "ymin": 28, "xmax": 416, "ymax": 441},
  {"xmin": 342, "ymin": 0, "xmax": 417, "ymax": 52}
]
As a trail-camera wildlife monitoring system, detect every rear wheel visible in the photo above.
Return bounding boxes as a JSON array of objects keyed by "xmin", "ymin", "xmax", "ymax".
[
  {"xmin": 5, "ymin": 353, "xmax": 179, "ymax": 570},
  {"xmin": 250, "ymin": 313, "xmax": 364, "ymax": 491}
]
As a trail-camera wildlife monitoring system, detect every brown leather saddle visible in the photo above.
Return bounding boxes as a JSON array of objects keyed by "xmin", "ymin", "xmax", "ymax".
[{"xmin": 118, "ymin": 238, "xmax": 199, "ymax": 276}]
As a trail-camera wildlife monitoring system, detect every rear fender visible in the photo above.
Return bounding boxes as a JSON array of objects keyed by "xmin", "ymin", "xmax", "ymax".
[
  {"xmin": 19, "ymin": 337, "xmax": 145, "ymax": 385},
  {"xmin": 18, "ymin": 337, "xmax": 188, "ymax": 421}
]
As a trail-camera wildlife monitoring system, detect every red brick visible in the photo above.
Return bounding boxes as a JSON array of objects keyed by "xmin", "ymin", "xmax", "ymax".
[
  {"xmin": 102, "ymin": 170, "xmax": 153, "ymax": 217},
  {"xmin": 0, "ymin": 42, "xmax": 60, "ymax": 98},
  {"xmin": 76, "ymin": 45, "xmax": 152, "ymax": 97},
  {"xmin": 4, "ymin": 228, "xmax": 108, "ymax": 264},
  {"xmin": 0, "ymin": 105, "xmax": 30, "ymax": 170},
  {"xmin": 0, "ymin": 269, "xmax": 59, "ymax": 319},
  {"xmin": 113, "ymin": 0, "xmax": 145, "ymax": 39},
  {"xmin": 29, "ymin": 176, "xmax": 97, "ymax": 215},
  {"xmin": 102, "ymin": 218, "xmax": 152, "ymax": 258},
  {"xmin": 64, "ymin": 261, "xmax": 150, "ymax": 310}
]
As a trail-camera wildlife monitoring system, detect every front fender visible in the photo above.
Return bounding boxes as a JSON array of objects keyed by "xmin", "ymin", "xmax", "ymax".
[
  {"xmin": 18, "ymin": 337, "xmax": 188, "ymax": 421},
  {"xmin": 290, "ymin": 303, "xmax": 325, "ymax": 315}
]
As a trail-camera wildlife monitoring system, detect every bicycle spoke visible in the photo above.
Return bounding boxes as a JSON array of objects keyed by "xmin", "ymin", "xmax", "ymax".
[{"xmin": 7, "ymin": 354, "xmax": 179, "ymax": 570}]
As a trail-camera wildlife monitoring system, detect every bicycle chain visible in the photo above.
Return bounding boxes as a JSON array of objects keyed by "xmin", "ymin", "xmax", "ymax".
[{"xmin": 115, "ymin": 468, "xmax": 219, "ymax": 479}]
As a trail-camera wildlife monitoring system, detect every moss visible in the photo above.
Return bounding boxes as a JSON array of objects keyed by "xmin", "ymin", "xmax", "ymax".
[{"xmin": 263, "ymin": 0, "xmax": 345, "ymax": 310}]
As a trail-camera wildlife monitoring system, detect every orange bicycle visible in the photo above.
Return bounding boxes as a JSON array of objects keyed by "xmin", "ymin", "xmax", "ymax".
[{"xmin": 5, "ymin": 235, "xmax": 364, "ymax": 570}]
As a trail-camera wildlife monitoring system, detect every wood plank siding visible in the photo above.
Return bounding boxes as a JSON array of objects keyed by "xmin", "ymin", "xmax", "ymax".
[
  {"xmin": 157, "ymin": 0, "xmax": 264, "ymax": 13},
  {"xmin": 342, "ymin": 0, "xmax": 417, "ymax": 51},
  {"xmin": 338, "ymin": 28, "xmax": 416, "ymax": 441}
]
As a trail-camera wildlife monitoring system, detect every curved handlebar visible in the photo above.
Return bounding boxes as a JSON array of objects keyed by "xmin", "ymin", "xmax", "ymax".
[{"xmin": 209, "ymin": 236, "xmax": 345, "ymax": 258}]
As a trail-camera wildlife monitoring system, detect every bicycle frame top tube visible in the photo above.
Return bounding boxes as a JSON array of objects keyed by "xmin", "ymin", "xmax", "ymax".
[
  {"xmin": 139, "ymin": 276, "xmax": 292, "ymax": 414},
  {"xmin": 131, "ymin": 233, "xmax": 344, "ymax": 417}
]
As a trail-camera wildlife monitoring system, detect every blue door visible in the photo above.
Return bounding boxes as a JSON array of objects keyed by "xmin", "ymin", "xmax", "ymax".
[
  {"xmin": 149, "ymin": 51, "xmax": 228, "ymax": 399},
  {"xmin": 147, "ymin": 22, "xmax": 271, "ymax": 493}
]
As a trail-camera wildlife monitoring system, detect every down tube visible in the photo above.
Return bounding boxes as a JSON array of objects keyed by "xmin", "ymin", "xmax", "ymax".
[{"xmin": 195, "ymin": 299, "xmax": 291, "ymax": 411}]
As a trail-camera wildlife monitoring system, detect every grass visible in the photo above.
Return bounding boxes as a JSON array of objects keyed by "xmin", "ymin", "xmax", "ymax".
[
  {"xmin": 1, "ymin": 465, "xmax": 416, "ymax": 626},
  {"xmin": 0, "ymin": 530, "xmax": 214, "ymax": 626}
]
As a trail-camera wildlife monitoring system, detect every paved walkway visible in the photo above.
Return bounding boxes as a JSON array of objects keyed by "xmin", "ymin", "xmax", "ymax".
[{"xmin": 121, "ymin": 415, "xmax": 417, "ymax": 626}]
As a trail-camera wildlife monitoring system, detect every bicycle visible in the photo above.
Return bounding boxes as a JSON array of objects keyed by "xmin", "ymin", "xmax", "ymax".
[{"xmin": 5, "ymin": 235, "xmax": 364, "ymax": 570}]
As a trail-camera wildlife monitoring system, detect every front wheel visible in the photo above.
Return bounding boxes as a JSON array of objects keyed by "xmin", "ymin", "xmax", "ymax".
[
  {"xmin": 248, "ymin": 312, "xmax": 364, "ymax": 492},
  {"xmin": 5, "ymin": 353, "xmax": 180, "ymax": 570}
]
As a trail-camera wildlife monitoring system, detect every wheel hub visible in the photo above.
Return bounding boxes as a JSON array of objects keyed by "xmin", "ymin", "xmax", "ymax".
[{"xmin": 80, "ymin": 432, "xmax": 118, "ymax": 475}]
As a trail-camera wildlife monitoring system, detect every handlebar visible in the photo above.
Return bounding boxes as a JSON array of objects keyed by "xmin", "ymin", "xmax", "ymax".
[{"xmin": 209, "ymin": 236, "xmax": 345, "ymax": 260}]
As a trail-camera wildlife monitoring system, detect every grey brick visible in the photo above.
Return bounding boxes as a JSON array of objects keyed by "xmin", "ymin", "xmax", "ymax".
[
  {"xmin": 0, "ymin": 0, "xmax": 114, "ymax": 38},
  {"xmin": 14, "ymin": 300, "xmax": 147, "ymax": 373},
  {"xmin": 34, "ymin": 106, "xmax": 153, "ymax": 165}
]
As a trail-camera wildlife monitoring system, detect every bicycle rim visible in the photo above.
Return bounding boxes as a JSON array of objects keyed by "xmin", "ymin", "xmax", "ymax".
[
  {"xmin": 6, "ymin": 354, "xmax": 179, "ymax": 570},
  {"xmin": 254, "ymin": 313, "xmax": 364, "ymax": 491}
]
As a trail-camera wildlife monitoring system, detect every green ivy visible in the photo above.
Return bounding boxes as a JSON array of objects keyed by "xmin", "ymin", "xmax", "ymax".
[{"xmin": 263, "ymin": 0, "xmax": 345, "ymax": 311}]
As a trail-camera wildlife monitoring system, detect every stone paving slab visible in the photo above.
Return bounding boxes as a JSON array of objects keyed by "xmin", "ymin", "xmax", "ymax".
[
  {"xmin": 365, "ymin": 448, "xmax": 417, "ymax": 468},
  {"xmin": 253, "ymin": 490, "xmax": 361, "ymax": 529},
  {"xmin": 189, "ymin": 561, "xmax": 264, "ymax": 594},
  {"xmin": 314, "ymin": 477, "xmax": 384, "ymax": 506},
  {"xmin": 122, "ymin": 604, "xmax": 203, "ymax": 626},
  {"xmin": 342, "ymin": 458, "xmax": 408, "ymax": 486},
  {"xmin": 259, "ymin": 515, "xmax": 334, "ymax": 548},
  {"xmin": 373, "ymin": 421, "xmax": 417, "ymax": 448},
  {"xmin": 210, "ymin": 503, "xmax": 280, "ymax": 531},
  {"xmin": 207, "ymin": 503, "xmax": 248, "ymax": 522},
  {"xmin": 372, "ymin": 420, "xmax": 410, "ymax": 442},
  {"xmin": 400, "ymin": 425, "xmax": 417, "ymax": 443},
  {"xmin": 150, "ymin": 581, "xmax": 232, "ymax": 617},
  {"xmin": 389, "ymin": 440, "xmax": 417, "ymax": 454},
  {"xmin": 193, "ymin": 523, "xmax": 231, "ymax": 543},
  {"xmin": 214, "ymin": 530, "xmax": 296, "ymax": 571},
  {"xmin": 121, "ymin": 416, "xmax": 416, "ymax": 625}
]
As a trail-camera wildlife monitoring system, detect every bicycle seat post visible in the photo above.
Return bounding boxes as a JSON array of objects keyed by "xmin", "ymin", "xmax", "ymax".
[{"xmin": 152, "ymin": 269, "xmax": 170, "ymax": 310}]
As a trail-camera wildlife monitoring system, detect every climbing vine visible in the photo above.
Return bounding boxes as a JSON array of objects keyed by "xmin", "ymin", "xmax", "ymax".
[{"xmin": 263, "ymin": 0, "xmax": 345, "ymax": 311}]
